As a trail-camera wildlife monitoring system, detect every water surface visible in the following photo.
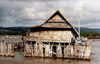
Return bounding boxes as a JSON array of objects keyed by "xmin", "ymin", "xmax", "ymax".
[{"xmin": 0, "ymin": 39, "xmax": 99, "ymax": 64}]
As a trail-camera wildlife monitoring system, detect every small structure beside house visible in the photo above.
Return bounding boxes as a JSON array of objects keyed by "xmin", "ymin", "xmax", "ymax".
[
  {"xmin": 23, "ymin": 10, "xmax": 91, "ymax": 59},
  {"xmin": 0, "ymin": 35, "xmax": 23, "ymax": 56}
]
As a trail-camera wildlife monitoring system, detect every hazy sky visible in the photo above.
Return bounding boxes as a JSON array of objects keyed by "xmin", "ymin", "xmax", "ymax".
[{"xmin": 0, "ymin": 0, "xmax": 100, "ymax": 28}]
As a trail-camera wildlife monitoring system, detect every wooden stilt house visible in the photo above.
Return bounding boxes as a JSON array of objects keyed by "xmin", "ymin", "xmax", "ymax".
[{"xmin": 23, "ymin": 10, "xmax": 91, "ymax": 59}]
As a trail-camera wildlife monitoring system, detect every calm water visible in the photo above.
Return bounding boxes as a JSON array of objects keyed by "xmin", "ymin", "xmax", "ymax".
[{"xmin": 0, "ymin": 39, "xmax": 100, "ymax": 64}]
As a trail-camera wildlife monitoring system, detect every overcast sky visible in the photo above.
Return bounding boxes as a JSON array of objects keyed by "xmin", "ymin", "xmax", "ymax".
[{"xmin": 0, "ymin": 0, "xmax": 100, "ymax": 28}]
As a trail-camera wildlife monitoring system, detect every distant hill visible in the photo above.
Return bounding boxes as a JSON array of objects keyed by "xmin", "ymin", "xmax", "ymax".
[
  {"xmin": 0, "ymin": 26, "xmax": 29, "ymax": 35},
  {"xmin": 0, "ymin": 26, "xmax": 100, "ymax": 32},
  {"xmin": 0, "ymin": 26, "xmax": 28, "ymax": 32},
  {"xmin": 75, "ymin": 27, "xmax": 100, "ymax": 33}
]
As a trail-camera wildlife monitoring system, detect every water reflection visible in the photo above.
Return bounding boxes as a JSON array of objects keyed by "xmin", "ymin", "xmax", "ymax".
[
  {"xmin": 0, "ymin": 56, "xmax": 91, "ymax": 64},
  {"xmin": 0, "ymin": 39, "xmax": 100, "ymax": 64},
  {"xmin": 0, "ymin": 52, "xmax": 91, "ymax": 64},
  {"xmin": 24, "ymin": 58, "xmax": 90, "ymax": 64}
]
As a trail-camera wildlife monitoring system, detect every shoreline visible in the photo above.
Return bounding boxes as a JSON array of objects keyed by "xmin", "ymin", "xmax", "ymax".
[{"xmin": 87, "ymin": 37, "xmax": 100, "ymax": 39}]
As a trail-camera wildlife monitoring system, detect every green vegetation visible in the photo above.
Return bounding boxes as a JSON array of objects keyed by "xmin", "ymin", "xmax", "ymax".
[
  {"xmin": 80, "ymin": 32, "xmax": 100, "ymax": 37},
  {"xmin": 0, "ymin": 30, "xmax": 22, "ymax": 35},
  {"xmin": 75, "ymin": 27, "xmax": 100, "ymax": 37}
]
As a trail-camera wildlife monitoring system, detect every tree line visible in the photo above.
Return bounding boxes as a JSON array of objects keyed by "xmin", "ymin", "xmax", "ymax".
[
  {"xmin": 0, "ymin": 30, "xmax": 100, "ymax": 37},
  {"xmin": 0, "ymin": 30, "xmax": 22, "ymax": 35}
]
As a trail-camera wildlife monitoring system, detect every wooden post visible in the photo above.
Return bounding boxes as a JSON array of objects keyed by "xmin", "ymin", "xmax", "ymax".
[
  {"xmin": 84, "ymin": 46, "xmax": 91, "ymax": 59},
  {"xmin": 49, "ymin": 43, "xmax": 52, "ymax": 57},
  {"xmin": 34, "ymin": 42, "xmax": 38, "ymax": 56},
  {"xmin": 38, "ymin": 42, "xmax": 43, "ymax": 57},
  {"xmin": 1, "ymin": 40, "xmax": 5, "ymax": 55},
  {"xmin": 56, "ymin": 43, "xmax": 62, "ymax": 58},
  {"xmin": 31, "ymin": 41, "xmax": 34, "ymax": 56},
  {"xmin": 7, "ymin": 43, "xmax": 14, "ymax": 56},
  {"xmin": 24, "ymin": 41, "xmax": 32, "ymax": 56},
  {"xmin": 45, "ymin": 44, "xmax": 50, "ymax": 57},
  {"xmin": 64, "ymin": 45, "xmax": 73, "ymax": 58}
]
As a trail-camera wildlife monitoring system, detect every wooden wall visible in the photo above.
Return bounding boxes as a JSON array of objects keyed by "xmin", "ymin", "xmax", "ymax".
[{"xmin": 25, "ymin": 30, "xmax": 75, "ymax": 43}]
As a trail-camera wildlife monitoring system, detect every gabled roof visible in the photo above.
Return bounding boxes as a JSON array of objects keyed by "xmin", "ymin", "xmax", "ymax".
[
  {"xmin": 40, "ymin": 10, "xmax": 79, "ymax": 36},
  {"xmin": 30, "ymin": 10, "xmax": 79, "ymax": 36},
  {"xmin": 40, "ymin": 10, "xmax": 71, "ymax": 28}
]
